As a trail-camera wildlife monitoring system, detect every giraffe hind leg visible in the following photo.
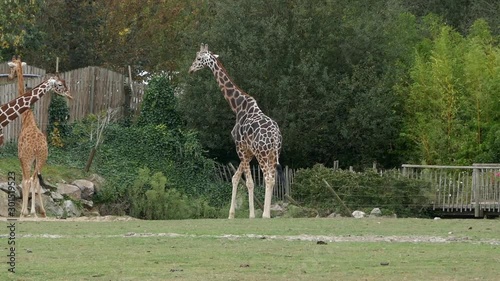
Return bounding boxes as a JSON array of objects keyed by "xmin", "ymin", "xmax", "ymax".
[
  {"xmin": 243, "ymin": 163, "xmax": 255, "ymax": 219},
  {"xmin": 20, "ymin": 160, "xmax": 32, "ymax": 217},
  {"xmin": 29, "ymin": 176, "xmax": 37, "ymax": 217},
  {"xmin": 34, "ymin": 176, "xmax": 46, "ymax": 217},
  {"xmin": 20, "ymin": 178, "xmax": 31, "ymax": 217}
]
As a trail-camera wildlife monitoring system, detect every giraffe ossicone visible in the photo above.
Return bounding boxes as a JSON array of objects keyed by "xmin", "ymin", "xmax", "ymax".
[{"xmin": 190, "ymin": 44, "xmax": 282, "ymax": 219}]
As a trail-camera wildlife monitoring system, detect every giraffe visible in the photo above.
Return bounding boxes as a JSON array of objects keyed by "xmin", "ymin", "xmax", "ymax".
[
  {"xmin": 7, "ymin": 57, "xmax": 72, "ymax": 217},
  {"xmin": 189, "ymin": 44, "xmax": 282, "ymax": 219},
  {"xmin": 0, "ymin": 77, "xmax": 72, "ymax": 143}
]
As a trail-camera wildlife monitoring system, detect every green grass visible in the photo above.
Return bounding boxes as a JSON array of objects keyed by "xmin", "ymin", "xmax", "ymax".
[
  {"xmin": 1, "ymin": 217, "xmax": 499, "ymax": 280},
  {"xmin": 0, "ymin": 156, "xmax": 86, "ymax": 184}
]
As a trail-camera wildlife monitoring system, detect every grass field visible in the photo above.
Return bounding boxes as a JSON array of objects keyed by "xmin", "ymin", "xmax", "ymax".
[{"xmin": 1, "ymin": 217, "xmax": 499, "ymax": 281}]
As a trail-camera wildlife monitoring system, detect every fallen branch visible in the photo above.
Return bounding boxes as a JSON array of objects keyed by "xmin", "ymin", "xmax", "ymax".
[{"xmin": 323, "ymin": 179, "xmax": 352, "ymax": 217}]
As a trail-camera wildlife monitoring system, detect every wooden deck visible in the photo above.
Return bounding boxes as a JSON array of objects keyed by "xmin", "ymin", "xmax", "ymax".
[{"xmin": 403, "ymin": 164, "xmax": 500, "ymax": 218}]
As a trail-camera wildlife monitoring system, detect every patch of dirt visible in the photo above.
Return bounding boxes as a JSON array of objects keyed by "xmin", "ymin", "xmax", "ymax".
[
  {"xmin": 0, "ymin": 215, "xmax": 138, "ymax": 222},
  {"xmin": 5, "ymin": 230, "xmax": 499, "ymax": 245}
]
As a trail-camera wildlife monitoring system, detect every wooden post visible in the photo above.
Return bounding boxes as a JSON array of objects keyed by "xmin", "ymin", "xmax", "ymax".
[
  {"xmin": 284, "ymin": 166, "xmax": 290, "ymax": 203},
  {"xmin": 473, "ymin": 167, "xmax": 481, "ymax": 217},
  {"xmin": 56, "ymin": 57, "xmax": 59, "ymax": 73}
]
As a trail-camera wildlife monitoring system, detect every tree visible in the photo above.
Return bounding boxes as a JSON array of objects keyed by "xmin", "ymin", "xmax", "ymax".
[
  {"xmin": 406, "ymin": 18, "xmax": 500, "ymax": 164},
  {"xmin": 0, "ymin": 0, "xmax": 43, "ymax": 60}
]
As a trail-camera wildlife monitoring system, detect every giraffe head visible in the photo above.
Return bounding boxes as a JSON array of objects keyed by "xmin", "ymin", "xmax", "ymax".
[
  {"xmin": 189, "ymin": 43, "xmax": 218, "ymax": 74},
  {"xmin": 47, "ymin": 76, "xmax": 73, "ymax": 100},
  {"xmin": 7, "ymin": 56, "xmax": 27, "ymax": 79}
]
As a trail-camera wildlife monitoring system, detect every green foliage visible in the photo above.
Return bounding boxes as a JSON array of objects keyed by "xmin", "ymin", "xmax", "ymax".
[
  {"xmin": 0, "ymin": 1, "xmax": 43, "ymax": 58},
  {"xmin": 179, "ymin": 0, "xmax": 423, "ymax": 168},
  {"xmin": 128, "ymin": 167, "xmax": 218, "ymax": 220},
  {"xmin": 47, "ymin": 94, "xmax": 71, "ymax": 147},
  {"xmin": 291, "ymin": 164, "xmax": 431, "ymax": 217},
  {"xmin": 405, "ymin": 19, "xmax": 500, "ymax": 165},
  {"xmin": 76, "ymin": 122, "xmax": 217, "ymax": 212},
  {"xmin": 137, "ymin": 75, "xmax": 182, "ymax": 129}
]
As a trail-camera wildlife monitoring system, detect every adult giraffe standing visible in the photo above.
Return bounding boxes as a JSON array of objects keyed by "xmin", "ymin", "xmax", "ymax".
[
  {"xmin": 189, "ymin": 44, "xmax": 282, "ymax": 219},
  {"xmin": 8, "ymin": 56, "xmax": 72, "ymax": 217}
]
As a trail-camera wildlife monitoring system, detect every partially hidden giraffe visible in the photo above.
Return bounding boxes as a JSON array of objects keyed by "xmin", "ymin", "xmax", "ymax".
[
  {"xmin": 7, "ymin": 56, "xmax": 72, "ymax": 217},
  {"xmin": 189, "ymin": 44, "xmax": 282, "ymax": 219}
]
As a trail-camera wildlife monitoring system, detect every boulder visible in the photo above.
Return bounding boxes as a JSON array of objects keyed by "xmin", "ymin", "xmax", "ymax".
[
  {"xmin": 0, "ymin": 182, "xmax": 20, "ymax": 198},
  {"xmin": 57, "ymin": 183, "xmax": 81, "ymax": 200},
  {"xmin": 352, "ymin": 210, "xmax": 366, "ymax": 219},
  {"xmin": 327, "ymin": 212, "xmax": 339, "ymax": 218},
  {"xmin": 35, "ymin": 195, "xmax": 63, "ymax": 217},
  {"xmin": 88, "ymin": 174, "xmax": 105, "ymax": 193},
  {"xmin": 80, "ymin": 199, "xmax": 94, "ymax": 208},
  {"xmin": 63, "ymin": 200, "xmax": 81, "ymax": 217},
  {"xmin": 50, "ymin": 191, "xmax": 64, "ymax": 201},
  {"xmin": 370, "ymin": 208, "xmax": 382, "ymax": 217},
  {"xmin": 0, "ymin": 190, "xmax": 10, "ymax": 217},
  {"xmin": 72, "ymin": 179, "xmax": 95, "ymax": 200}
]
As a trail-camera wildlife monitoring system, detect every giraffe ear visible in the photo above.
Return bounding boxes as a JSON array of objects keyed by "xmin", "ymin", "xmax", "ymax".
[
  {"xmin": 7, "ymin": 62, "xmax": 15, "ymax": 67},
  {"xmin": 213, "ymin": 54, "xmax": 219, "ymax": 58},
  {"xmin": 21, "ymin": 62, "xmax": 27, "ymax": 66}
]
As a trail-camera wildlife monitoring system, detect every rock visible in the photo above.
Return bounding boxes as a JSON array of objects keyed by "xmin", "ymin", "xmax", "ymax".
[
  {"xmin": 352, "ymin": 210, "xmax": 365, "ymax": 218},
  {"xmin": 57, "ymin": 183, "xmax": 81, "ymax": 200},
  {"xmin": 62, "ymin": 200, "xmax": 81, "ymax": 217},
  {"xmin": 270, "ymin": 204, "xmax": 283, "ymax": 211},
  {"xmin": 370, "ymin": 208, "xmax": 382, "ymax": 217},
  {"xmin": 0, "ymin": 182, "xmax": 20, "ymax": 198},
  {"xmin": 35, "ymin": 194, "xmax": 63, "ymax": 217},
  {"xmin": 50, "ymin": 191, "xmax": 64, "ymax": 201},
  {"xmin": 72, "ymin": 179, "xmax": 95, "ymax": 200},
  {"xmin": 0, "ymin": 190, "xmax": 10, "ymax": 217},
  {"xmin": 327, "ymin": 212, "xmax": 339, "ymax": 218},
  {"xmin": 80, "ymin": 199, "xmax": 94, "ymax": 208},
  {"xmin": 88, "ymin": 174, "xmax": 105, "ymax": 193},
  {"xmin": 83, "ymin": 207, "xmax": 100, "ymax": 217}
]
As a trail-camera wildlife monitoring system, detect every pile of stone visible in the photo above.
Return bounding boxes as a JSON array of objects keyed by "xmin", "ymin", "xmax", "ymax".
[{"xmin": 0, "ymin": 176, "xmax": 102, "ymax": 218}]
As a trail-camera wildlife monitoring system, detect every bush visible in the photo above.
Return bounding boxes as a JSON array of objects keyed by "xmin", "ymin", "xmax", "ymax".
[
  {"xmin": 128, "ymin": 167, "xmax": 218, "ymax": 219},
  {"xmin": 291, "ymin": 164, "xmax": 431, "ymax": 217},
  {"xmin": 47, "ymin": 94, "xmax": 70, "ymax": 147}
]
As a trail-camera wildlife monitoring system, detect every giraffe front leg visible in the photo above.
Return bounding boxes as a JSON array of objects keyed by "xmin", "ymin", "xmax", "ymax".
[
  {"xmin": 243, "ymin": 165, "xmax": 255, "ymax": 219},
  {"xmin": 229, "ymin": 165, "xmax": 244, "ymax": 219}
]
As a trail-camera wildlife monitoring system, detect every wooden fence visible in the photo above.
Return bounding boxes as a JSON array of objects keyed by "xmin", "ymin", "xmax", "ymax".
[
  {"xmin": 402, "ymin": 164, "xmax": 500, "ymax": 217},
  {"xmin": 0, "ymin": 62, "xmax": 145, "ymax": 143}
]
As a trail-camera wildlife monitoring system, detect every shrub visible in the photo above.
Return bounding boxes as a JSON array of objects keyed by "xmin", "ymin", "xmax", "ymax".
[
  {"xmin": 47, "ymin": 94, "xmax": 70, "ymax": 147},
  {"xmin": 128, "ymin": 167, "xmax": 219, "ymax": 219},
  {"xmin": 291, "ymin": 164, "xmax": 431, "ymax": 217}
]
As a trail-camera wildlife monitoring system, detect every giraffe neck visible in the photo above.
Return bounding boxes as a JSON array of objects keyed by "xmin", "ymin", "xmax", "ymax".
[
  {"xmin": 21, "ymin": 109, "xmax": 38, "ymax": 130},
  {"xmin": 207, "ymin": 55, "xmax": 261, "ymax": 118},
  {"xmin": 0, "ymin": 81, "xmax": 51, "ymax": 128},
  {"xmin": 15, "ymin": 60, "xmax": 25, "ymax": 97}
]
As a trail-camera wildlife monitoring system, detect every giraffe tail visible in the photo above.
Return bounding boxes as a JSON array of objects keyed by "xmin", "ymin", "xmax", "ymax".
[
  {"xmin": 275, "ymin": 163, "xmax": 286, "ymax": 188},
  {"xmin": 37, "ymin": 173, "xmax": 57, "ymax": 192}
]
